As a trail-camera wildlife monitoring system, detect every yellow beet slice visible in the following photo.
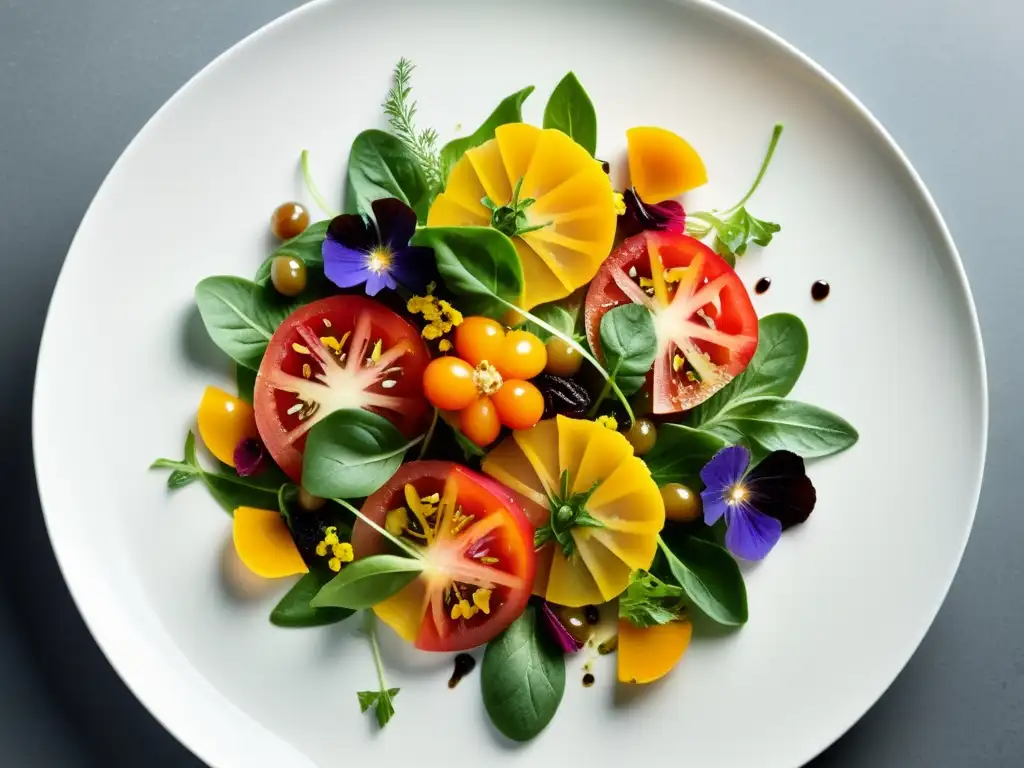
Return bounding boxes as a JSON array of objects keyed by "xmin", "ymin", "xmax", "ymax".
[
  {"xmin": 232, "ymin": 507, "xmax": 308, "ymax": 578},
  {"xmin": 617, "ymin": 618, "xmax": 693, "ymax": 684},
  {"xmin": 627, "ymin": 126, "xmax": 708, "ymax": 202},
  {"xmin": 573, "ymin": 529, "xmax": 634, "ymax": 601},
  {"xmin": 374, "ymin": 579, "xmax": 428, "ymax": 643},
  {"xmin": 197, "ymin": 386, "xmax": 257, "ymax": 467}
]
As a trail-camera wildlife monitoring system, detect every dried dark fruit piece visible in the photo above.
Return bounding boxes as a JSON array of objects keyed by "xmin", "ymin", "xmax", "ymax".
[{"xmin": 534, "ymin": 374, "xmax": 591, "ymax": 419}]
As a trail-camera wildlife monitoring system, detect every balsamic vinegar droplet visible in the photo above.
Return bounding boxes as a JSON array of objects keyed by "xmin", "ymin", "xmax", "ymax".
[
  {"xmin": 811, "ymin": 280, "xmax": 831, "ymax": 301},
  {"xmin": 448, "ymin": 653, "xmax": 476, "ymax": 689},
  {"xmin": 755, "ymin": 277, "xmax": 771, "ymax": 294},
  {"xmin": 583, "ymin": 605, "xmax": 600, "ymax": 625},
  {"xmin": 582, "ymin": 673, "xmax": 596, "ymax": 688}
]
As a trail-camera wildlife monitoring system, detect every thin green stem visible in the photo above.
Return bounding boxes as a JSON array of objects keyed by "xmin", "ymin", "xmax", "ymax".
[
  {"xmin": 300, "ymin": 149, "xmax": 339, "ymax": 217},
  {"xmin": 366, "ymin": 612, "xmax": 388, "ymax": 693},
  {"xmin": 721, "ymin": 123, "xmax": 784, "ymax": 214},
  {"xmin": 417, "ymin": 408, "xmax": 439, "ymax": 460},
  {"xmin": 586, "ymin": 378, "xmax": 613, "ymax": 419},
  {"xmin": 500, "ymin": 298, "xmax": 635, "ymax": 424},
  {"xmin": 333, "ymin": 498, "xmax": 424, "ymax": 561}
]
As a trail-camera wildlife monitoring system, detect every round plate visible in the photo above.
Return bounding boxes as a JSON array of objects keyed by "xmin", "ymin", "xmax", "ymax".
[{"xmin": 33, "ymin": 0, "xmax": 987, "ymax": 766}]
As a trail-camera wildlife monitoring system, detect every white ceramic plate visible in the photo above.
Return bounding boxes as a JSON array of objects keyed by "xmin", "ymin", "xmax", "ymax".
[{"xmin": 33, "ymin": 0, "xmax": 987, "ymax": 766}]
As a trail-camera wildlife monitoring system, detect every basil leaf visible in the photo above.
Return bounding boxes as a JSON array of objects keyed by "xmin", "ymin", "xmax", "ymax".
[
  {"xmin": 253, "ymin": 220, "xmax": 330, "ymax": 283},
  {"xmin": 236, "ymin": 364, "xmax": 257, "ymax": 405},
  {"xmin": 302, "ymin": 410, "xmax": 420, "ymax": 499},
  {"xmin": 657, "ymin": 532, "xmax": 748, "ymax": 626},
  {"xmin": 599, "ymin": 303, "xmax": 657, "ymax": 396},
  {"xmin": 310, "ymin": 554, "xmax": 423, "ymax": 610},
  {"xmin": 543, "ymin": 72, "xmax": 598, "ymax": 156},
  {"xmin": 270, "ymin": 568, "xmax": 355, "ymax": 628},
  {"xmin": 194, "ymin": 276, "xmax": 296, "ymax": 371},
  {"xmin": 440, "ymin": 86, "xmax": 535, "ymax": 180},
  {"xmin": 481, "ymin": 604, "xmax": 565, "ymax": 742},
  {"xmin": 692, "ymin": 313, "xmax": 808, "ymax": 426},
  {"xmin": 644, "ymin": 424, "xmax": 728, "ymax": 487},
  {"xmin": 345, "ymin": 129, "xmax": 429, "ymax": 220},
  {"xmin": 412, "ymin": 226, "xmax": 523, "ymax": 320},
  {"xmin": 704, "ymin": 397, "xmax": 858, "ymax": 459}
]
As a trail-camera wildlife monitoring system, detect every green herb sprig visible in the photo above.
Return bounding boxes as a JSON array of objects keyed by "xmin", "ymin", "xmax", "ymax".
[
  {"xmin": 382, "ymin": 58, "xmax": 444, "ymax": 193},
  {"xmin": 356, "ymin": 612, "xmax": 400, "ymax": 728},
  {"xmin": 619, "ymin": 570, "xmax": 686, "ymax": 628}
]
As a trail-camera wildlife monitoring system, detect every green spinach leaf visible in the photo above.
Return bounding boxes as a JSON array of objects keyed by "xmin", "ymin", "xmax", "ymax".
[
  {"xmin": 703, "ymin": 396, "xmax": 858, "ymax": 458},
  {"xmin": 692, "ymin": 313, "xmax": 808, "ymax": 426},
  {"xmin": 543, "ymin": 72, "xmax": 597, "ymax": 156},
  {"xmin": 643, "ymin": 424, "xmax": 728, "ymax": 487},
  {"xmin": 345, "ymin": 129, "xmax": 430, "ymax": 220},
  {"xmin": 599, "ymin": 303, "xmax": 657, "ymax": 396},
  {"xmin": 236, "ymin": 364, "xmax": 257, "ymax": 405},
  {"xmin": 657, "ymin": 532, "xmax": 748, "ymax": 626},
  {"xmin": 195, "ymin": 276, "xmax": 296, "ymax": 371},
  {"xmin": 440, "ymin": 86, "xmax": 535, "ymax": 181},
  {"xmin": 412, "ymin": 226, "xmax": 523, "ymax": 320},
  {"xmin": 481, "ymin": 604, "xmax": 565, "ymax": 742},
  {"xmin": 253, "ymin": 219, "xmax": 330, "ymax": 284},
  {"xmin": 310, "ymin": 554, "xmax": 423, "ymax": 610},
  {"xmin": 270, "ymin": 568, "xmax": 355, "ymax": 628}
]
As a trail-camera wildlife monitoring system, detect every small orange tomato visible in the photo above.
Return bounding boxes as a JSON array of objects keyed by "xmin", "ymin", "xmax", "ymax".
[
  {"xmin": 454, "ymin": 316, "xmax": 505, "ymax": 366},
  {"xmin": 422, "ymin": 357, "xmax": 477, "ymax": 411},
  {"xmin": 460, "ymin": 397, "xmax": 501, "ymax": 447},
  {"xmin": 197, "ymin": 386, "xmax": 258, "ymax": 467},
  {"xmin": 497, "ymin": 330, "xmax": 547, "ymax": 379},
  {"xmin": 491, "ymin": 380, "xmax": 544, "ymax": 430}
]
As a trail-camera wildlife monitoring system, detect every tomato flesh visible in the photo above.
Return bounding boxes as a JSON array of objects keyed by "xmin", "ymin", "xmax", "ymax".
[
  {"xmin": 354, "ymin": 461, "xmax": 535, "ymax": 652},
  {"xmin": 584, "ymin": 232, "xmax": 758, "ymax": 413},
  {"xmin": 255, "ymin": 296, "xmax": 431, "ymax": 481}
]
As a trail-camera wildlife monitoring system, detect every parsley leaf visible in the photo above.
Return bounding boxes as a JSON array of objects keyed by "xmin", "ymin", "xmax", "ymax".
[
  {"xmin": 618, "ymin": 570, "xmax": 686, "ymax": 628},
  {"xmin": 358, "ymin": 612, "xmax": 400, "ymax": 728}
]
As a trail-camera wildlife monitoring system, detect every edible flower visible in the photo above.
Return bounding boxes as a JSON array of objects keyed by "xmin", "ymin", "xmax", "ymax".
[
  {"xmin": 595, "ymin": 414, "xmax": 618, "ymax": 431},
  {"xmin": 407, "ymin": 282, "xmax": 463, "ymax": 351},
  {"xmin": 700, "ymin": 446, "xmax": 816, "ymax": 561},
  {"xmin": 323, "ymin": 198, "xmax": 434, "ymax": 296},
  {"xmin": 232, "ymin": 436, "xmax": 266, "ymax": 477},
  {"xmin": 539, "ymin": 600, "xmax": 584, "ymax": 654},
  {"xmin": 617, "ymin": 187, "xmax": 686, "ymax": 239},
  {"xmin": 314, "ymin": 526, "xmax": 355, "ymax": 572}
]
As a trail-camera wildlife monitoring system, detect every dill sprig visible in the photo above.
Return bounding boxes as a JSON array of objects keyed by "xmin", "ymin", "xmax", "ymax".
[{"xmin": 382, "ymin": 58, "xmax": 444, "ymax": 190}]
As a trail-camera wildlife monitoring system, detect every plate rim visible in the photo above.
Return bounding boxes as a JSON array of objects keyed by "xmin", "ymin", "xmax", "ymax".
[{"xmin": 31, "ymin": 0, "xmax": 989, "ymax": 766}]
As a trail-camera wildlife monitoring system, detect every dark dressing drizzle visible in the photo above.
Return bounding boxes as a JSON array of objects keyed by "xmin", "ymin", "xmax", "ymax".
[
  {"xmin": 755, "ymin": 277, "xmax": 771, "ymax": 294},
  {"xmin": 582, "ymin": 673, "xmax": 596, "ymax": 688},
  {"xmin": 811, "ymin": 280, "xmax": 830, "ymax": 301},
  {"xmin": 583, "ymin": 605, "xmax": 600, "ymax": 625},
  {"xmin": 448, "ymin": 653, "xmax": 476, "ymax": 689}
]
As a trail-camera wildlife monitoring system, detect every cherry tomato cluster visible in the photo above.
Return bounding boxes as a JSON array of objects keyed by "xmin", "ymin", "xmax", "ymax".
[{"xmin": 422, "ymin": 317, "xmax": 547, "ymax": 446}]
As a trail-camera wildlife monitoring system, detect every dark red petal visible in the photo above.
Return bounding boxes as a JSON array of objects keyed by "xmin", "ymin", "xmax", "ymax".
[
  {"xmin": 371, "ymin": 198, "xmax": 417, "ymax": 250},
  {"xmin": 326, "ymin": 213, "xmax": 376, "ymax": 253},
  {"xmin": 746, "ymin": 450, "xmax": 816, "ymax": 529}
]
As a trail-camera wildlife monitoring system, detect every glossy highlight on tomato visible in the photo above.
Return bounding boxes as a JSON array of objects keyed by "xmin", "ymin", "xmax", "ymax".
[
  {"xmin": 254, "ymin": 295, "xmax": 432, "ymax": 481},
  {"xmin": 353, "ymin": 462, "xmax": 535, "ymax": 652},
  {"xmin": 585, "ymin": 231, "xmax": 758, "ymax": 413}
]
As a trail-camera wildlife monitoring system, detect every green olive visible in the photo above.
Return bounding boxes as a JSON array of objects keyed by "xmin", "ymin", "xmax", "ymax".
[
  {"xmin": 557, "ymin": 606, "xmax": 592, "ymax": 644},
  {"xmin": 625, "ymin": 418, "xmax": 657, "ymax": 455},
  {"xmin": 270, "ymin": 201, "xmax": 310, "ymax": 241},
  {"xmin": 544, "ymin": 337, "xmax": 583, "ymax": 377},
  {"xmin": 298, "ymin": 485, "xmax": 326, "ymax": 511},
  {"xmin": 661, "ymin": 483, "xmax": 702, "ymax": 523},
  {"xmin": 631, "ymin": 387, "xmax": 654, "ymax": 416},
  {"xmin": 270, "ymin": 256, "xmax": 308, "ymax": 297}
]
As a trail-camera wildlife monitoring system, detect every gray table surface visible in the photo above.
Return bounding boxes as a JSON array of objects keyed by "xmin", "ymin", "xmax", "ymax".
[{"xmin": 1, "ymin": 0, "xmax": 1020, "ymax": 765}]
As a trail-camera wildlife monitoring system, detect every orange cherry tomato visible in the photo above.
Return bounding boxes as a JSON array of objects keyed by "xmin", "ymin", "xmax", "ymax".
[
  {"xmin": 497, "ymin": 330, "xmax": 547, "ymax": 379},
  {"xmin": 491, "ymin": 380, "xmax": 544, "ymax": 430},
  {"xmin": 454, "ymin": 316, "xmax": 506, "ymax": 366},
  {"xmin": 423, "ymin": 357, "xmax": 477, "ymax": 411},
  {"xmin": 460, "ymin": 397, "xmax": 501, "ymax": 446},
  {"xmin": 197, "ymin": 386, "xmax": 258, "ymax": 467}
]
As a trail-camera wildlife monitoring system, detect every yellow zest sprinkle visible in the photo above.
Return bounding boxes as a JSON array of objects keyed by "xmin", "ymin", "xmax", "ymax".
[
  {"xmin": 385, "ymin": 507, "xmax": 409, "ymax": 536},
  {"xmin": 613, "ymin": 191, "xmax": 626, "ymax": 215},
  {"xmin": 451, "ymin": 599, "xmax": 478, "ymax": 621},
  {"xmin": 420, "ymin": 492, "xmax": 440, "ymax": 504},
  {"xmin": 292, "ymin": 343, "xmax": 310, "ymax": 355},
  {"xmin": 407, "ymin": 288, "xmax": 463, "ymax": 347},
  {"xmin": 422, "ymin": 323, "xmax": 443, "ymax": 340},
  {"xmin": 638, "ymin": 276, "xmax": 655, "ymax": 289},
  {"xmin": 333, "ymin": 542, "xmax": 354, "ymax": 563},
  {"xmin": 323, "ymin": 526, "xmax": 339, "ymax": 547},
  {"xmin": 673, "ymin": 354, "xmax": 684, "ymax": 372},
  {"xmin": 315, "ymin": 541, "xmax": 328, "ymax": 557},
  {"xmin": 479, "ymin": 556, "xmax": 499, "ymax": 565},
  {"xmin": 438, "ymin": 339, "xmax": 452, "ymax": 352},
  {"xmin": 302, "ymin": 363, "xmax": 312, "ymax": 379},
  {"xmin": 370, "ymin": 338, "xmax": 383, "ymax": 363},
  {"xmin": 328, "ymin": 557, "xmax": 342, "ymax": 572},
  {"xmin": 596, "ymin": 414, "xmax": 618, "ymax": 431},
  {"xmin": 320, "ymin": 335, "xmax": 340, "ymax": 351},
  {"xmin": 473, "ymin": 588, "xmax": 492, "ymax": 615}
]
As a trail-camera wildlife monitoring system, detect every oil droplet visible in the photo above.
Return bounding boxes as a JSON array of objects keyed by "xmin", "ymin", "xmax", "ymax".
[
  {"xmin": 448, "ymin": 653, "xmax": 476, "ymax": 689},
  {"xmin": 811, "ymin": 280, "xmax": 831, "ymax": 301},
  {"xmin": 755, "ymin": 277, "xmax": 771, "ymax": 294}
]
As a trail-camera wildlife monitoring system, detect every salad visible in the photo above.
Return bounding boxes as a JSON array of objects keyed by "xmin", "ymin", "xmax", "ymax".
[{"xmin": 153, "ymin": 59, "xmax": 857, "ymax": 741}]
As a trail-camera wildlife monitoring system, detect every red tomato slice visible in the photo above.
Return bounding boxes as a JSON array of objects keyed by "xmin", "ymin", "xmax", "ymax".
[
  {"xmin": 353, "ymin": 461, "xmax": 535, "ymax": 652},
  {"xmin": 585, "ymin": 231, "xmax": 758, "ymax": 413},
  {"xmin": 254, "ymin": 296, "xmax": 431, "ymax": 481}
]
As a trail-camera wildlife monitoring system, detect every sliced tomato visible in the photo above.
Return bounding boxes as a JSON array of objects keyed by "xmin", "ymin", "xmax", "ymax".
[
  {"xmin": 254, "ymin": 296, "xmax": 431, "ymax": 481},
  {"xmin": 584, "ymin": 231, "xmax": 758, "ymax": 413},
  {"xmin": 352, "ymin": 461, "xmax": 535, "ymax": 652}
]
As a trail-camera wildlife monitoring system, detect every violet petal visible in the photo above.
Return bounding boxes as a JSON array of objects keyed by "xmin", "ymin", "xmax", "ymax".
[
  {"xmin": 724, "ymin": 503, "xmax": 782, "ymax": 561},
  {"xmin": 233, "ymin": 437, "xmax": 266, "ymax": 477},
  {"xmin": 539, "ymin": 601, "xmax": 583, "ymax": 654},
  {"xmin": 323, "ymin": 243, "xmax": 374, "ymax": 289},
  {"xmin": 747, "ymin": 450, "xmax": 817, "ymax": 529},
  {"xmin": 326, "ymin": 212, "xmax": 376, "ymax": 252},
  {"xmin": 371, "ymin": 198, "xmax": 417, "ymax": 250},
  {"xmin": 363, "ymin": 269, "xmax": 396, "ymax": 297},
  {"xmin": 617, "ymin": 188, "xmax": 687, "ymax": 238}
]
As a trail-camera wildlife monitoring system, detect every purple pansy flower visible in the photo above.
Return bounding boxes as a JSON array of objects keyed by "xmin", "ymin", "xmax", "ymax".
[
  {"xmin": 700, "ymin": 446, "xmax": 817, "ymax": 561},
  {"xmin": 322, "ymin": 198, "xmax": 434, "ymax": 296},
  {"xmin": 617, "ymin": 187, "xmax": 687, "ymax": 239},
  {"xmin": 233, "ymin": 437, "xmax": 266, "ymax": 477}
]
